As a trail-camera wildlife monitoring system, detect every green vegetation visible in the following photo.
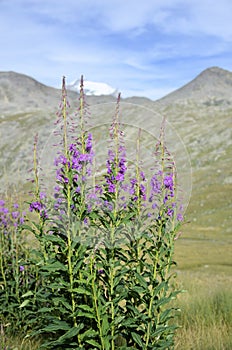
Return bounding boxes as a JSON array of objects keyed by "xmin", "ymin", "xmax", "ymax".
[{"xmin": 1, "ymin": 74, "xmax": 231, "ymax": 349}]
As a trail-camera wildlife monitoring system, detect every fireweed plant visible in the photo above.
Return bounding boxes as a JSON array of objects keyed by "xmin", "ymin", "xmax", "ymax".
[
  {"xmin": 0, "ymin": 198, "xmax": 41, "ymax": 340},
  {"xmin": 0, "ymin": 76, "xmax": 184, "ymax": 349}
]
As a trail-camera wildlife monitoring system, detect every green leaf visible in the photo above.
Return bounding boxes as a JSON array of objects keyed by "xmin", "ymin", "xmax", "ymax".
[
  {"xmin": 48, "ymin": 283, "xmax": 66, "ymax": 290},
  {"xmin": 120, "ymin": 318, "xmax": 137, "ymax": 328},
  {"xmin": 21, "ymin": 290, "xmax": 34, "ymax": 298},
  {"xmin": 71, "ymin": 287, "xmax": 91, "ymax": 296},
  {"xmin": 42, "ymin": 234, "xmax": 66, "ymax": 246},
  {"xmin": 57, "ymin": 324, "xmax": 84, "ymax": 342},
  {"xmin": 159, "ymin": 308, "xmax": 173, "ymax": 323},
  {"xmin": 54, "ymin": 297, "xmax": 73, "ymax": 312},
  {"xmin": 152, "ymin": 325, "xmax": 169, "ymax": 337},
  {"xmin": 134, "ymin": 272, "xmax": 147, "ymax": 288},
  {"xmin": 77, "ymin": 311, "xmax": 95, "ymax": 319},
  {"xmin": 80, "ymin": 329, "xmax": 98, "ymax": 341},
  {"xmin": 77, "ymin": 304, "xmax": 93, "ymax": 313},
  {"xmin": 102, "ymin": 315, "xmax": 110, "ymax": 336},
  {"xmin": 131, "ymin": 332, "xmax": 143, "ymax": 347},
  {"xmin": 113, "ymin": 315, "xmax": 125, "ymax": 326},
  {"xmin": 19, "ymin": 299, "xmax": 30, "ymax": 308},
  {"xmin": 37, "ymin": 307, "xmax": 52, "ymax": 313},
  {"xmin": 42, "ymin": 320, "xmax": 70, "ymax": 332},
  {"xmin": 131, "ymin": 286, "xmax": 145, "ymax": 294},
  {"xmin": 41, "ymin": 261, "xmax": 67, "ymax": 272},
  {"xmin": 86, "ymin": 339, "xmax": 101, "ymax": 349}
]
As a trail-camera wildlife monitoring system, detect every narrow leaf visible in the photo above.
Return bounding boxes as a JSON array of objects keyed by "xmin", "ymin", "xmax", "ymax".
[
  {"xmin": 19, "ymin": 299, "xmax": 30, "ymax": 308},
  {"xmin": 21, "ymin": 291, "xmax": 34, "ymax": 298},
  {"xmin": 131, "ymin": 332, "xmax": 143, "ymax": 347}
]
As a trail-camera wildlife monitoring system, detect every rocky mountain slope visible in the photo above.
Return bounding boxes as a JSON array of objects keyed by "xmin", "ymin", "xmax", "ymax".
[
  {"xmin": 157, "ymin": 66, "xmax": 232, "ymax": 105},
  {"xmin": 0, "ymin": 68, "xmax": 231, "ymax": 247}
]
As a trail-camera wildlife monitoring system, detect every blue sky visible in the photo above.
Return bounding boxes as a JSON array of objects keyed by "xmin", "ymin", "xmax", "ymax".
[{"xmin": 1, "ymin": 0, "xmax": 232, "ymax": 99}]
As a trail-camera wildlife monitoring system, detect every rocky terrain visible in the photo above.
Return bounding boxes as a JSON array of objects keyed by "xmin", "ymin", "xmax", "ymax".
[{"xmin": 0, "ymin": 67, "xmax": 231, "ymax": 244}]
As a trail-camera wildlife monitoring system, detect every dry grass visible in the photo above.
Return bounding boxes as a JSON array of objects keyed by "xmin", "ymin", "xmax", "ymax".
[{"xmin": 173, "ymin": 272, "xmax": 232, "ymax": 350}]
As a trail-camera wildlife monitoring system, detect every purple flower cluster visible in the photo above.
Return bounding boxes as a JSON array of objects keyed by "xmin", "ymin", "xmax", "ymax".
[
  {"xmin": 128, "ymin": 174, "xmax": 147, "ymax": 202},
  {"xmin": 29, "ymin": 193, "xmax": 48, "ymax": 219},
  {"xmin": 85, "ymin": 133, "xmax": 93, "ymax": 153},
  {"xmin": 105, "ymin": 149, "xmax": 127, "ymax": 193},
  {"xmin": 148, "ymin": 173, "xmax": 161, "ymax": 210},
  {"xmin": 146, "ymin": 170, "xmax": 184, "ymax": 221},
  {"xmin": 0, "ymin": 200, "xmax": 26, "ymax": 230},
  {"xmin": 164, "ymin": 174, "xmax": 174, "ymax": 198},
  {"xmin": 55, "ymin": 134, "xmax": 94, "ymax": 187}
]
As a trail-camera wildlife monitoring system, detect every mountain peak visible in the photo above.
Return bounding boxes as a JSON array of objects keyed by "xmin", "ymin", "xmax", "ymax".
[
  {"xmin": 158, "ymin": 66, "xmax": 232, "ymax": 104},
  {"xmin": 197, "ymin": 66, "xmax": 232, "ymax": 79}
]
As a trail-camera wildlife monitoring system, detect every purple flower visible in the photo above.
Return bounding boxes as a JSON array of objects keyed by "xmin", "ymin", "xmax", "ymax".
[
  {"xmin": 59, "ymin": 154, "xmax": 68, "ymax": 165},
  {"xmin": 79, "ymin": 153, "xmax": 89, "ymax": 162},
  {"xmin": 69, "ymin": 143, "xmax": 76, "ymax": 152},
  {"xmin": 12, "ymin": 211, "xmax": 19, "ymax": 219},
  {"xmin": 87, "ymin": 203, "xmax": 92, "ymax": 213},
  {"xmin": 164, "ymin": 175, "xmax": 174, "ymax": 191},
  {"xmin": 75, "ymin": 186, "xmax": 81, "ymax": 193},
  {"xmin": 73, "ymin": 174, "xmax": 79, "ymax": 182},
  {"xmin": 177, "ymin": 213, "xmax": 183, "ymax": 222},
  {"xmin": 40, "ymin": 192, "xmax": 46, "ymax": 200},
  {"xmin": 19, "ymin": 265, "xmax": 25, "ymax": 272},
  {"xmin": 115, "ymin": 173, "xmax": 124, "ymax": 181},
  {"xmin": 140, "ymin": 184, "xmax": 146, "ymax": 200},
  {"xmin": 63, "ymin": 177, "xmax": 69, "ymax": 184},
  {"xmin": 13, "ymin": 203, "xmax": 19, "ymax": 209},
  {"xmin": 119, "ymin": 157, "xmax": 127, "ymax": 174},
  {"xmin": 106, "ymin": 159, "xmax": 112, "ymax": 175},
  {"xmin": 150, "ymin": 174, "xmax": 161, "ymax": 194},
  {"xmin": 29, "ymin": 201, "xmax": 48, "ymax": 219},
  {"xmin": 54, "ymin": 202, "xmax": 60, "ymax": 210},
  {"xmin": 29, "ymin": 201, "xmax": 43, "ymax": 212},
  {"xmin": 95, "ymin": 185, "xmax": 103, "ymax": 195},
  {"xmin": 167, "ymin": 207, "xmax": 174, "ymax": 217},
  {"xmin": 108, "ymin": 183, "xmax": 116, "ymax": 193},
  {"xmin": 0, "ymin": 200, "xmax": 5, "ymax": 206},
  {"xmin": 86, "ymin": 133, "xmax": 92, "ymax": 153},
  {"xmin": 104, "ymin": 201, "xmax": 113, "ymax": 211}
]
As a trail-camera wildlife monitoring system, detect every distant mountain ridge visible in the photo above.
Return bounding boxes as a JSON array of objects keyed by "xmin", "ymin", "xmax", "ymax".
[
  {"xmin": 158, "ymin": 66, "xmax": 232, "ymax": 104},
  {"xmin": 0, "ymin": 71, "xmax": 78, "ymax": 115},
  {"xmin": 1, "ymin": 67, "xmax": 232, "ymax": 114}
]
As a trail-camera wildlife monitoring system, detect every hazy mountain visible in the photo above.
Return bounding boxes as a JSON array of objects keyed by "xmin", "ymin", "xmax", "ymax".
[
  {"xmin": 0, "ymin": 71, "xmax": 79, "ymax": 115},
  {"xmin": 0, "ymin": 67, "xmax": 231, "ymax": 244}
]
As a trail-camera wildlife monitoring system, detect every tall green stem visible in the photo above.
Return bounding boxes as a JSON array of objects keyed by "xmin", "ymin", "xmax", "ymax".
[
  {"xmin": 90, "ymin": 256, "xmax": 106, "ymax": 350},
  {"xmin": 61, "ymin": 77, "xmax": 77, "ymax": 328}
]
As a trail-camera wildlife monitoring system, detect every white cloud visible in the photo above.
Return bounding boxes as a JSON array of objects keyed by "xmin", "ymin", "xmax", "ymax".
[{"xmin": 17, "ymin": 0, "xmax": 232, "ymax": 40}]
